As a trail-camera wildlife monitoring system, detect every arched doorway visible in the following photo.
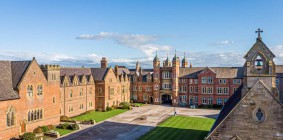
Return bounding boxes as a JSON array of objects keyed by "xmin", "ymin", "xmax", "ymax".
[
  {"xmin": 161, "ymin": 94, "xmax": 172, "ymax": 104},
  {"xmin": 150, "ymin": 97, "xmax": 153, "ymax": 104},
  {"xmin": 20, "ymin": 121, "xmax": 26, "ymax": 134}
]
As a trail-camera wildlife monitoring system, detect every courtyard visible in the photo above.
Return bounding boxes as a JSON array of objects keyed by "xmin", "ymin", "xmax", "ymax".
[{"xmin": 58, "ymin": 105, "xmax": 219, "ymax": 140}]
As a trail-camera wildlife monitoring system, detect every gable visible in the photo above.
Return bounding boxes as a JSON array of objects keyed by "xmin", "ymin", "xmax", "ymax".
[
  {"xmin": 207, "ymin": 80, "xmax": 283, "ymax": 139},
  {"xmin": 16, "ymin": 59, "xmax": 47, "ymax": 89},
  {"xmin": 104, "ymin": 68, "xmax": 117, "ymax": 83},
  {"xmin": 244, "ymin": 39, "xmax": 275, "ymax": 60},
  {"xmin": 198, "ymin": 67, "xmax": 216, "ymax": 76}
]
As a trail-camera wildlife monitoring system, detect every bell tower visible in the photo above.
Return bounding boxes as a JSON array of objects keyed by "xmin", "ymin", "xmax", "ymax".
[{"xmin": 243, "ymin": 28, "xmax": 278, "ymax": 97}]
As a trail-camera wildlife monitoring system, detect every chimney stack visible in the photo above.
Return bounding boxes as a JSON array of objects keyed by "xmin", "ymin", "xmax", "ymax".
[{"xmin": 101, "ymin": 57, "xmax": 108, "ymax": 68}]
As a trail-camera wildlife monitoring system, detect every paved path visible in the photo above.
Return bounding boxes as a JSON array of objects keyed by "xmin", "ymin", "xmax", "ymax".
[{"xmin": 58, "ymin": 105, "xmax": 219, "ymax": 140}]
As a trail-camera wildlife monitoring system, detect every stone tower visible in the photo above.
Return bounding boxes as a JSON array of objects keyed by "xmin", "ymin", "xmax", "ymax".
[
  {"xmin": 182, "ymin": 52, "xmax": 188, "ymax": 68},
  {"xmin": 153, "ymin": 51, "xmax": 161, "ymax": 104},
  {"xmin": 172, "ymin": 50, "xmax": 180, "ymax": 106}
]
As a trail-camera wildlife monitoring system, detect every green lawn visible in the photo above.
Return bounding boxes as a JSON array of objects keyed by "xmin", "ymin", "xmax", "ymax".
[
  {"xmin": 55, "ymin": 128, "xmax": 75, "ymax": 136},
  {"xmin": 139, "ymin": 116, "xmax": 215, "ymax": 140},
  {"xmin": 71, "ymin": 109, "xmax": 128, "ymax": 123}
]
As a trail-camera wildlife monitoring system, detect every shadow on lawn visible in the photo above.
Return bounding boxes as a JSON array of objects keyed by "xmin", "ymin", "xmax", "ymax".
[{"xmin": 58, "ymin": 121, "xmax": 210, "ymax": 140}]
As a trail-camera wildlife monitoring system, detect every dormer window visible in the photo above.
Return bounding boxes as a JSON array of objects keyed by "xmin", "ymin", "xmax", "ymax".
[{"xmin": 255, "ymin": 55, "xmax": 263, "ymax": 70}]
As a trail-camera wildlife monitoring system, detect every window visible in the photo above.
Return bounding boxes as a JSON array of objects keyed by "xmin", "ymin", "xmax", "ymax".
[
  {"xmin": 223, "ymin": 87, "xmax": 229, "ymax": 94},
  {"xmin": 69, "ymin": 90, "xmax": 73, "ymax": 97},
  {"xmin": 110, "ymin": 88, "xmax": 114, "ymax": 95},
  {"xmin": 89, "ymin": 102, "xmax": 93, "ymax": 107},
  {"xmin": 238, "ymin": 79, "xmax": 241, "ymax": 84},
  {"xmin": 202, "ymin": 87, "xmax": 207, "ymax": 94},
  {"xmin": 79, "ymin": 103, "xmax": 84, "ymax": 109},
  {"xmin": 208, "ymin": 98, "xmax": 213, "ymax": 105},
  {"xmin": 139, "ymin": 86, "xmax": 142, "ymax": 91},
  {"xmin": 132, "ymin": 76, "xmax": 136, "ymax": 82},
  {"xmin": 219, "ymin": 79, "xmax": 226, "ymax": 84},
  {"xmin": 201, "ymin": 77, "xmax": 207, "ymax": 84},
  {"xmin": 223, "ymin": 79, "xmax": 226, "ymax": 84},
  {"xmin": 233, "ymin": 79, "xmax": 237, "ymax": 84},
  {"xmin": 163, "ymin": 71, "xmax": 171, "ymax": 79},
  {"xmin": 133, "ymin": 86, "xmax": 137, "ymax": 91},
  {"xmin": 89, "ymin": 88, "xmax": 93, "ymax": 95},
  {"xmin": 207, "ymin": 77, "xmax": 213, "ymax": 84},
  {"xmin": 143, "ymin": 93, "xmax": 148, "ymax": 101},
  {"xmin": 189, "ymin": 86, "xmax": 193, "ymax": 93},
  {"xmin": 181, "ymin": 96, "xmax": 187, "ymax": 102},
  {"xmin": 217, "ymin": 87, "xmax": 222, "ymax": 94},
  {"xmin": 276, "ymin": 79, "xmax": 279, "ymax": 85},
  {"xmin": 189, "ymin": 79, "xmax": 193, "ymax": 84},
  {"xmin": 37, "ymin": 85, "xmax": 43, "ymax": 96},
  {"xmin": 194, "ymin": 86, "xmax": 198, "ymax": 93},
  {"xmin": 202, "ymin": 98, "xmax": 207, "ymax": 104},
  {"xmin": 28, "ymin": 109, "xmax": 43, "ymax": 122},
  {"xmin": 80, "ymin": 88, "xmax": 83, "ymax": 96},
  {"xmin": 163, "ymin": 83, "xmax": 172, "ymax": 89},
  {"xmin": 68, "ymin": 106, "xmax": 73, "ymax": 112},
  {"xmin": 98, "ymin": 88, "xmax": 102, "ymax": 95},
  {"xmin": 208, "ymin": 87, "xmax": 213, "ymax": 94},
  {"xmin": 255, "ymin": 108, "xmax": 265, "ymax": 122},
  {"xmin": 27, "ymin": 85, "xmax": 33, "ymax": 97},
  {"xmin": 6, "ymin": 107, "xmax": 15, "ymax": 127},
  {"xmin": 53, "ymin": 97, "xmax": 56, "ymax": 103},
  {"xmin": 180, "ymin": 86, "xmax": 187, "ymax": 93},
  {"xmin": 194, "ymin": 96, "xmax": 198, "ymax": 104},
  {"xmin": 217, "ymin": 98, "xmax": 222, "ymax": 105}
]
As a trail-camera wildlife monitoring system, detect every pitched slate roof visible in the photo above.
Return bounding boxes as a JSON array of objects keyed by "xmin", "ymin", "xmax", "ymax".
[
  {"xmin": 60, "ymin": 67, "xmax": 92, "ymax": 76},
  {"xmin": 207, "ymin": 85, "xmax": 243, "ymax": 136},
  {"xmin": 11, "ymin": 61, "xmax": 31, "ymax": 88},
  {"xmin": 179, "ymin": 67, "xmax": 244, "ymax": 79},
  {"xmin": 117, "ymin": 66, "xmax": 130, "ymax": 75},
  {"xmin": 0, "ymin": 61, "xmax": 20, "ymax": 101},
  {"xmin": 91, "ymin": 68, "xmax": 109, "ymax": 81}
]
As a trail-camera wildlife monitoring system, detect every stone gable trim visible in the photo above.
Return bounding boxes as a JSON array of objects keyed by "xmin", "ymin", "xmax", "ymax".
[{"xmin": 206, "ymin": 80, "xmax": 283, "ymax": 139}]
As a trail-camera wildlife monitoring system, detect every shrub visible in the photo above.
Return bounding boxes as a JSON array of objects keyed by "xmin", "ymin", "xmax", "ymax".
[
  {"xmin": 33, "ymin": 127, "xmax": 43, "ymax": 133},
  {"xmin": 97, "ymin": 108, "xmax": 103, "ymax": 112},
  {"xmin": 40, "ymin": 126, "xmax": 49, "ymax": 132},
  {"xmin": 89, "ymin": 119, "xmax": 95, "ymax": 124},
  {"xmin": 119, "ymin": 102, "xmax": 130, "ymax": 109},
  {"xmin": 47, "ymin": 124, "xmax": 55, "ymax": 130},
  {"xmin": 68, "ymin": 123, "xmax": 80, "ymax": 130},
  {"xmin": 20, "ymin": 132, "xmax": 36, "ymax": 140},
  {"xmin": 106, "ymin": 106, "xmax": 112, "ymax": 111},
  {"xmin": 61, "ymin": 123, "xmax": 70, "ymax": 129},
  {"xmin": 60, "ymin": 115, "xmax": 69, "ymax": 121}
]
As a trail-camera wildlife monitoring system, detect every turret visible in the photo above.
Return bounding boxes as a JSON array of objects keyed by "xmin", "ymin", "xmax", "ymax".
[{"xmin": 182, "ymin": 52, "xmax": 188, "ymax": 68}]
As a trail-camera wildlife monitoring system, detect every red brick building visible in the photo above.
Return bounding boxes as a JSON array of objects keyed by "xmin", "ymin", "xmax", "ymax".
[{"xmin": 0, "ymin": 58, "xmax": 60, "ymax": 140}]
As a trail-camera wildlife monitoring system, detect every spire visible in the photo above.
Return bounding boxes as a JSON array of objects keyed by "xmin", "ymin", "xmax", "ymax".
[
  {"xmin": 182, "ymin": 51, "xmax": 188, "ymax": 63},
  {"xmin": 153, "ymin": 50, "xmax": 160, "ymax": 61},
  {"xmin": 173, "ymin": 49, "xmax": 178, "ymax": 61}
]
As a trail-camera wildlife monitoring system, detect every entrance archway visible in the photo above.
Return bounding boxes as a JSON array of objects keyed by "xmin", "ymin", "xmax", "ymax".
[
  {"xmin": 150, "ymin": 97, "xmax": 153, "ymax": 104},
  {"xmin": 20, "ymin": 121, "xmax": 26, "ymax": 134},
  {"xmin": 161, "ymin": 94, "xmax": 172, "ymax": 104}
]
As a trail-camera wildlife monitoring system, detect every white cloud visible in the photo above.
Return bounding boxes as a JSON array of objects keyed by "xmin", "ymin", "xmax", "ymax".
[
  {"xmin": 210, "ymin": 40, "xmax": 235, "ymax": 46},
  {"xmin": 76, "ymin": 32, "xmax": 172, "ymax": 57}
]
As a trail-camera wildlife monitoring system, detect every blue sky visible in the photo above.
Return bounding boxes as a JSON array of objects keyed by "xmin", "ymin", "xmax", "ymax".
[{"xmin": 0, "ymin": 0, "xmax": 283, "ymax": 68}]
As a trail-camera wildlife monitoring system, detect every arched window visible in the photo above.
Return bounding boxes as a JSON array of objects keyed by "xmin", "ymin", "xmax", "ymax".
[
  {"xmin": 255, "ymin": 55, "xmax": 263, "ymax": 70},
  {"xmin": 89, "ymin": 88, "xmax": 92, "ymax": 95},
  {"xmin": 37, "ymin": 109, "xmax": 40, "ymax": 119},
  {"xmin": 7, "ymin": 107, "xmax": 15, "ymax": 126},
  {"xmin": 31, "ymin": 110, "xmax": 34, "ymax": 121}
]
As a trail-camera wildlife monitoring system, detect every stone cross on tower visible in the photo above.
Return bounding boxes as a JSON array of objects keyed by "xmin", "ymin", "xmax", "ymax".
[{"xmin": 255, "ymin": 28, "xmax": 263, "ymax": 40}]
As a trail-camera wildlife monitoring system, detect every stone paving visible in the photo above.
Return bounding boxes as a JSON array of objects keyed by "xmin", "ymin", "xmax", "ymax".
[{"xmin": 58, "ymin": 105, "xmax": 220, "ymax": 140}]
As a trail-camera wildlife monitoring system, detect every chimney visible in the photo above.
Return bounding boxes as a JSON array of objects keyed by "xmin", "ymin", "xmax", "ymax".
[{"xmin": 101, "ymin": 57, "xmax": 108, "ymax": 68}]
